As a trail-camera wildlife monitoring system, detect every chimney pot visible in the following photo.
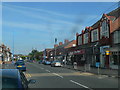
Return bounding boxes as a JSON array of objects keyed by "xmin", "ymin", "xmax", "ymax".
[
  {"xmin": 64, "ymin": 39, "xmax": 69, "ymax": 44},
  {"xmin": 54, "ymin": 44, "xmax": 58, "ymax": 48},
  {"xmin": 59, "ymin": 42, "xmax": 63, "ymax": 46}
]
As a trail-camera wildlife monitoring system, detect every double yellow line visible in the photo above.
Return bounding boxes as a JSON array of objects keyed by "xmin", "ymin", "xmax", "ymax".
[{"xmin": 25, "ymin": 73, "xmax": 31, "ymax": 78}]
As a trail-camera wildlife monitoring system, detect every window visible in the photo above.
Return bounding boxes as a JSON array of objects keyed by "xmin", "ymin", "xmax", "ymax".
[
  {"xmin": 78, "ymin": 35, "xmax": 82, "ymax": 45},
  {"xmin": 111, "ymin": 55, "xmax": 119, "ymax": 65},
  {"xmin": 119, "ymin": 30, "xmax": 120, "ymax": 43},
  {"xmin": 91, "ymin": 29, "xmax": 98, "ymax": 42},
  {"xmin": 113, "ymin": 30, "xmax": 120, "ymax": 44},
  {"xmin": 100, "ymin": 20, "xmax": 109, "ymax": 39},
  {"xmin": 84, "ymin": 33, "xmax": 88, "ymax": 44}
]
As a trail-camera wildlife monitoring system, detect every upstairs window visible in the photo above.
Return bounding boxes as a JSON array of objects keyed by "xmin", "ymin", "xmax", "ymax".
[
  {"xmin": 91, "ymin": 29, "xmax": 99, "ymax": 42},
  {"xmin": 100, "ymin": 20, "xmax": 109, "ymax": 39},
  {"xmin": 84, "ymin": 33, "xmax": 88, "ymax": 44},
  {"xmin": 78, "ymin": 35, "xmax": 82, "ymax": 45}
]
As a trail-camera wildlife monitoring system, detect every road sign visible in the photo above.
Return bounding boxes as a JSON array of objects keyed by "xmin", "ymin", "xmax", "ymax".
[{"xmin": 96, "ymin": 62, "xmax": 100, "ymax": 67}]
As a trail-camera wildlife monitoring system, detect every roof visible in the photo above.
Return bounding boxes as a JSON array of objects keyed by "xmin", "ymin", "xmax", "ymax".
[
  {"xmin": 91, "ymin": 7, "xmax": 120, "ymax": 29},
  {"xmin": 55, "ymin": 40, "xmax": 75, "ymax": 49},
  {"xmin": 107, "ymin": 7, "xmax": 120, "ymax": 18},
  {"xmin": 91, "ymin": 20, "xmax": 100, "ymax": 29}
]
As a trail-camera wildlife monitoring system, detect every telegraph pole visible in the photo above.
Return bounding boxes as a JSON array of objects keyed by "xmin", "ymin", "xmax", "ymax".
[{"xmin": 55, "ymin": 38, "xmax": 57, "ymax": 61}]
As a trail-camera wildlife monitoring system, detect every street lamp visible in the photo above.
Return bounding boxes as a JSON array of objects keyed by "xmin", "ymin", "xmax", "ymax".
[{"xmin": 12, "ymin": 30, "xmax": 14, "ymax": 61}]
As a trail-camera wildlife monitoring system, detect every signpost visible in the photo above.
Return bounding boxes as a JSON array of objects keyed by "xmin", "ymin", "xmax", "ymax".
[{"xmin": 96, "ymin": 62, "xmax": 100, "ymax": 75}]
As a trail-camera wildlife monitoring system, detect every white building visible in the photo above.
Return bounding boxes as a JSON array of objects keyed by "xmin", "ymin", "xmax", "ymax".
[{"xmin": 0, "ymin": 44, "xmax": 12, "ymax": 64}]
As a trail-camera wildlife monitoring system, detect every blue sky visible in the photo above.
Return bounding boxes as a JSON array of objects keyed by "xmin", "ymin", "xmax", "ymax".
[{"xmin": 2, "ymin": 2, "xmax": 118, "ymax": 55}]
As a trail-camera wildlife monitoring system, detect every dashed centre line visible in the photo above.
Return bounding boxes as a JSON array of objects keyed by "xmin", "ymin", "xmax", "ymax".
[
  {"xmin": 45, "ymin": 70, "xmax": 51, "ymax": 72},
  {"xmin": 70, "ymin": 80, "xmax": 93, "ymax": 90},
  {"xmin": 52, "ymin": 73, "xmax": 63, "ymax": 78},
  {"xmin": 41, "ymin": 68, "xmax": 44, "ymax": 69}
]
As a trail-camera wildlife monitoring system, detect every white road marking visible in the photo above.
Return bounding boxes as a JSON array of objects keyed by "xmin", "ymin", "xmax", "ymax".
[
  {"xmin": 41, "ymin": 68, "xmax": 44, "ymax": 69},
  {"xmin": 52, "ymin": 73, "xmax": 63, "ymax": 78},
  {"xmin": 46, "ymin": 70, "xmax": 50, "ymax": 72},
  {"xmin": 70, "ymin": 80, "xmax": 92, "ymax": 90}
]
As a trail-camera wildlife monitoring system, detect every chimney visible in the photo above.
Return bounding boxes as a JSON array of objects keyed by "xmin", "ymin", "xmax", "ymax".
[
  {"xmin": 76, "ymin": 33, "xmax": 79, "ymax": 36},
  {"xmin": 82, "ymin": 30, "xmax": 84, "ymax": 33},
  {"xmin": 64, "ymin": 39, "xmax": 69, "ymax": 44},
  {"xmin": 59, "ymin": 42, "xmax": 63, "ymax": 46},
  {"xmin": 54, "ymin": 44, "xmax": 58, "ymax": 48}
]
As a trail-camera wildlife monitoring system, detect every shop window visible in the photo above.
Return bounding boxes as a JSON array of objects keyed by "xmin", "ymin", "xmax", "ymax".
[{"xmin": 112, "ymin": 55, "xmax": 119, "ymax": 65}]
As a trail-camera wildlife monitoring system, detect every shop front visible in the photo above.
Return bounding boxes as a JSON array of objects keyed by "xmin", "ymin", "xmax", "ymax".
[
  {"xmin": 100, "ymin": 45, "xmax": 110, "ymax": 68},
  {"xmin": 67, "ymin": 49, "xmax": 85, "ymax": 66},
  {"xmin": 109, "ymin": 46, "xmax": 120, "ymax": 69}
]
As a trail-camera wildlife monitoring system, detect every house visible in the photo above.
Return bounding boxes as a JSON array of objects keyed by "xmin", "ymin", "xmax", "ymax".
[{"xmin": 0, "ymin": 44, "xmax": 12, "ymax": 64}]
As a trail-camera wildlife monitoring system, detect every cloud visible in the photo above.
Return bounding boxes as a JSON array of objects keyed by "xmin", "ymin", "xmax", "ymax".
[
  {"xmin": 3, "ymin": 4, "xmax": 77, "ymax": 26},
  {"xmin": 3, "ymin": 4, "xmax": 100, "ymax": 32},
  {"xmin": 3, "ymin": 21, "xmax": 51, "ymax": 32},
  {"xmin": 3, "ymin": 20, "xmax": 77, "ymax": 33}
]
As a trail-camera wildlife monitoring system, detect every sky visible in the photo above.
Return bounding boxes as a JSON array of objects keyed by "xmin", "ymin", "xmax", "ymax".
[{"xmin": 1, "ymin": 2, "xmax": 118, "ymax": 55}]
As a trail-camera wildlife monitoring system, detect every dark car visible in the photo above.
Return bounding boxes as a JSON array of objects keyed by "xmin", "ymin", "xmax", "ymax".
[
  {"xmin": 38, "ymin": 60, "xmax": 43, "ymax": 64},
  {"xmin": 27, "ymin": 60, "xmax": 33, "ymax": 63},
  {"xmin": 42, "ymin": 60, "xmax": 46, "ymax": 64},
  {"xmin": 16, "ymin": 61, "xmax": 26, "ymax": 71},
  {"xmin": 0, "ymin": 69, "xmax": 36, "ymax": 89},
  {"xmin": 44, "ymin": 61, "xmax": 51, "ymax": 65},
  {"xmin": 18, "ymin": 60, "xmax": 24, "ymax": 62}
]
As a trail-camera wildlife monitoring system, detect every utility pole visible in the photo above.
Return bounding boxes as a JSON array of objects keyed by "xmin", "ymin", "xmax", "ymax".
[{"xmin": 55, "ymin": 38, "xmax": 57, "ymax": 61}]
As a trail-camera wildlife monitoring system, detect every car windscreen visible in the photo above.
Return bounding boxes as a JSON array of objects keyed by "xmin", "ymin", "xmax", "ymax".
[
  {"xmin": 17, "ymin": 62, "xmax": 25, "ymax": 65},
  {"xmin": 53, "ymin": 61, "xmax": 61, "ymax": 63}
]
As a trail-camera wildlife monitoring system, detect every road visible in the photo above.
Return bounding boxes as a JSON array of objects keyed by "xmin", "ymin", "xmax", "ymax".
[{"xmin": 3, "ymin": 62, "xmax": 118, "ymax": 89}]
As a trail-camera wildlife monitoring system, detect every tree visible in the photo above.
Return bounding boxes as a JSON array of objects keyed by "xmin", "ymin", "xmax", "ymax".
[{"xmin": 28, "ymin": 50, "xmax": 43, "ymax": 61}]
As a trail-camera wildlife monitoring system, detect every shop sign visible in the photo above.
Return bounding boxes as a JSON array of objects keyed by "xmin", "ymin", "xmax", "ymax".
[
  {"xmin": 69, "ymin": 50, "xmax": 85, "ymax": 55},
  {"xmin": 105, "ymin": 50, "xmax": 110, "ymax": 55},
  {"xmin": 100, "ymin": 46, "xmax": 110, "ymax": 54}
]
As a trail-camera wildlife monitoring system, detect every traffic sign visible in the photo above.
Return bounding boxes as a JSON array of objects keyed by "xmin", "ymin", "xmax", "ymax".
[{"xmin": 96, "ymin": 62, "xmax": 100, "ymax": 67}]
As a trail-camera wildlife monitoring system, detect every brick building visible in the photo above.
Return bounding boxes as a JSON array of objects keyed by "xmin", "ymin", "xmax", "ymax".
[
  {"xmin": 76, "ymin": 7, "xmax": 120, "ymax": 69},
  {"xmin": 43, "ymin": 49, "xmax": 52, "ymax": 61},
  {"xmin": 48, "ymin": 39, "xmax": 76, "ymax": 62}
]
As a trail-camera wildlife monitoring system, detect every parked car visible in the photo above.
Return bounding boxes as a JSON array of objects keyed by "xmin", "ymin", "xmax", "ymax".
[
  {"xmin": 42, "ymin": 60, "xmax": 46, "ymax": 64},
  {"xmin": 0, "ymin": 69, "xmax": 36, "ymax": 89},
  {"xmin": 44, "ymin": 61, "xmax": 51, "ymax": 65},
  {"xmin": 27, "ymin": 60, "xmax": 33, "ymax": 63},
  {"xmin": 38, "ymin": 60, "xmax": 43, "ymax": 64},
  {"xmin": 51, "ymin": 61, "xmax": 62, "ymax": 67},
  {"xmin": 16, "ymin": 61, "xmax": 26, "ymax": 71}
]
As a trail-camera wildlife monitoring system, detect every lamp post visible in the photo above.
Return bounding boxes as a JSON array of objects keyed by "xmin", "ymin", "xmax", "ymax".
[{"xmin": 12, "ymin": 30, "xmax": 14, "ymax": 61}]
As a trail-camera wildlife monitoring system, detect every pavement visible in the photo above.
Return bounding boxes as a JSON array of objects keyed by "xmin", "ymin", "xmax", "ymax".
[{"xmin": 62, "ymin": 64, "xmax": 119, "ymax": 78}]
